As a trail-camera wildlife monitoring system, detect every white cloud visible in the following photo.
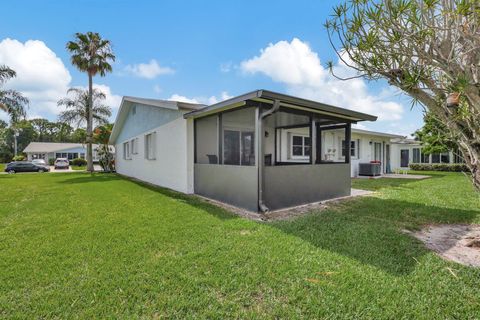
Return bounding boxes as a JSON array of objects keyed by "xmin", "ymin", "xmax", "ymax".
[
  {"xmin": 240, "ymin": 38, "xmax": 404, "ymax": 121},
  {"xmin": 124, "ymin": 59, "xmax": 174, "ymax": 79},
  {"xmin": 167, "ymin": 91, "xmax": 233, "ymax": 105},
  {"xmin": 220, "ymin": 62, "xmax": 233, "ymax": 73},
  {"xmin": 167, "ymin": 94, "xmax": 199, "ymax": 104},
  {"xmin": 0, "ymin": 38, "xmax": 71, "ymax": 117},
  {"xmin": 0, "ymin": 38, "xmax": 122, "ymax": 123}
]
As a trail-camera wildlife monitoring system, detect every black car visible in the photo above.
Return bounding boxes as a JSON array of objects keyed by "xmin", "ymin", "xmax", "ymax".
[{"xmin": 4, "ymin": 161, "xmax": 50, "ymax": 173}]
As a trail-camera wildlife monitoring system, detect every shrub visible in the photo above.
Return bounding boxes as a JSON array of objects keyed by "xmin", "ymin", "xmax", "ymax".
[
  {"xmin": 71, "ymin": 158, "xmax": 87, "ymax": 166},
  {"xmin": 409, "ymin": 163, "xmax": 469, "ymax": 172},
  {"xmin": 48, "ymin": 158, "xmax": 55, "ymax": 166},
  {"xmin": 12, "ymin": 155, "xmax": 25, "ymax": 161}
]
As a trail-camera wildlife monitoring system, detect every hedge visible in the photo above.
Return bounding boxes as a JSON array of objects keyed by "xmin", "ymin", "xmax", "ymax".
[
  {"xmin": 71, "ymin": 158, "xmax": 87, "ymax": 166},
  {"xmin": 12, "ymin": 155, "xmax": 25, "ymax": 161},
  {"xmin": 409, "ymin": 163, "xmax": 469, "ymax": 172}
]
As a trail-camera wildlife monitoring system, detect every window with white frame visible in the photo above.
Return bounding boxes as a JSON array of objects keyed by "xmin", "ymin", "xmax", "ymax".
[
  {"xmin": 341, "ymin": 139, "xmax": 359, "ymax": 158},
  {"xmin": 131, "ymin": 137, "xmax": 139, "ymax": 154},
  {"xmin": 145, "ymin": 132, "xmax": 156, "ymax": 160},
  {"xmin": 413, "ymin": 148, "xmax": 421, "ymax": 163},
  {"xmin": 290, "ymin": 134, "xmax": 310, "ymax": 160},
  {"xmin": 123, "ymin": 141, "xmax": 131, "ymax": 160}
]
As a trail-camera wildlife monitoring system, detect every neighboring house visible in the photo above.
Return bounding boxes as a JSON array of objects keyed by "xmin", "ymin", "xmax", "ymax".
[
  {"xmin": 109, "ymin": 90, "xmax": 377, "ymax": 212},
  {"xmin": 389, "ymin": 138, "xmax": 464, "ymax": 169},
  {"xmin": 23, "ymin": 142, "xmax": 114, "ymax": 163}
]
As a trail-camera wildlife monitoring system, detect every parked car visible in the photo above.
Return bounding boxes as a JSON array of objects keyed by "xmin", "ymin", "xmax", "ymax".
[
  {"xmin": 54, "ymin": 158, "xmax": 70, "ymax": 170},
  {"xmin": 32, "ymin": 159, "xmax": 47, "ymax": 166},
  {"xmin": 4, "ymin": 161, "xmax": 50, "ymax": 173}
]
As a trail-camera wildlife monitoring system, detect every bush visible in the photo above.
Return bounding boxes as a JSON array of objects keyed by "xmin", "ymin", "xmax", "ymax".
[
  {"xmin": 48, "ymin": 158, "xmax": 55, "ymax": 166},
  {"xmin": 409, "ymin": 163, "xmax": 469, "ymax": 172},
  {"xmin": 71, "ymin": 158, "xmax": 87, "ymax": 166},
  {"xmin": 12, "ymin": 155, "xmax": 25, "ymax": 161}
]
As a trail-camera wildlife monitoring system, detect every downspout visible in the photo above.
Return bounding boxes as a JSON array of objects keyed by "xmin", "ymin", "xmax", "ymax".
[{"xmin": 258, "ymin": 99, "xmax": 280, "ymax": 213}]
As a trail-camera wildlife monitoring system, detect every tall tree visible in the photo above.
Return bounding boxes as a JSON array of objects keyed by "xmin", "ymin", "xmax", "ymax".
[
  {"xmin": 57, "ymin": 88, "xmax": 112, "ymax": 128},
  {"xmin": 414, "ymin": 112, "xmax": 457, "ymax": 155},
  {"xmin": 66, "ymin": 32, "xmax": 115, "ymax": 172},
  {"xmin": 0, "ymin": 65, "xmax": 28, "ymax": 123},
  {"xmin": 326, "ymin": 0, "xmax": 480, "ymax": 189}
]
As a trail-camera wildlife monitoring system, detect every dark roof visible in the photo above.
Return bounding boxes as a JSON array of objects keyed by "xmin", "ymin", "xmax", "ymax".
[{"xmin": 184, "ymin": 89, "xmax": 377, "ymax": 122}]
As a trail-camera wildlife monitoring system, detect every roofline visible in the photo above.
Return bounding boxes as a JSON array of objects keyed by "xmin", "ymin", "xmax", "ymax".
[
  {"xmin": 351, "ymin": 128, "xmax": 405, "ymax": 139},
  {"xmin": 184, "ymin": 89, "xmax": 378, "ymax": 122},
  {"xmin": 109, "ymin": 96, "xmax": 205, "ymax": 144}
]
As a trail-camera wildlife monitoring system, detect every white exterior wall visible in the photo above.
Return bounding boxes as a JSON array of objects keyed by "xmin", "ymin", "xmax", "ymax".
[
  {"xmin": 390, "ymin": 144, "xmax": 454, "ymax": 170},
  {"xmin": 115, "ymin": 116, "xmax": 193, "ymax": 194},
  {"xmin": 350, "ymin": 133, "xmax": 391, "ymax": 177}
]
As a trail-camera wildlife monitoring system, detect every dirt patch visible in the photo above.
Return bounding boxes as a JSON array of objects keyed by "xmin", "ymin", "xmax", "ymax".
[{"xmin": 411, "ymin": 224, "xmax": 480, "ymax": 267}]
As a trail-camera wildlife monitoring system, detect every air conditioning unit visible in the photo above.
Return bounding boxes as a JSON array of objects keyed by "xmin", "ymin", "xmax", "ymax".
[{"xmin": 359, "ymin": 163, "xmax": 382, "ymax": 176}]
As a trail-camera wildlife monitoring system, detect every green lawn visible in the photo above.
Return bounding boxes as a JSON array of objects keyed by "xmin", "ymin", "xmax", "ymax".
[
  {"xmin": 0, "ymin": 163, "xmax": 5, "ymax": 172},
  {"xmin": 70, "ymin": 165, "xmax": 86, "ymax": 171},
  {"xmin": 0, "ymin": 172, "xmax": 479, "ymax": 318}
]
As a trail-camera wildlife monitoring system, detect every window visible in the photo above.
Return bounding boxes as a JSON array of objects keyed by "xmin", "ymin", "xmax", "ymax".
[
  {"xmin": 413, "ymin": 148, "xmax": 421, "ymax": 163},
  {"xmin": 145, "ymin": 132, "xmax": 156, "ymax": 160},
  {"xmin": 223, "ymin": 129, "xmax": 255, "ymax": 166},
  {"xmin": 342, "ymin": 139, "xmax": 358, "ymax": 158},
  {"xmin": 123, "ymin": 141, "xmax": 131, "ymax": 160},
  {"xmin": 131, "ymin": 138, "xmax": 139, "ymax": 154},
  {"xmin": 441, "ymin": 153, "xmax": 450, "ymax": 163},
  {"xmin": 374, "ymin": 142, "xmax": 382, "ymax": 162},
  {"xmin": 421, "ymin": 152, "xmax": 429, "ymax": 163},
  {"xmin": 290, "ymin": 134, "xmax": 310, "ymax": 160}
]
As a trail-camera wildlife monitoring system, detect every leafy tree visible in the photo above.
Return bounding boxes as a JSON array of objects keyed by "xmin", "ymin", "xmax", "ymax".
[
  {"xmin": 29, "ymin": 118, "xmax": 52, "ymax": 142},
  {"xmin": 414, "ymin": 112, "xmax": 457, "ymax": 155},
  {"xmin": 326, "ymin": 0, "xmax": 480, "ymax": 189},
  {"xmin": 0, "ymin": 65, "xmax": 28, "ymax": 123},
  {"xmin": 58, "ymin": 88, "xmax": 111, "ymax": 128},
  {"xmin": 66, "ymin": 32, "xmax": 115, "ymax": 172},
  {"xmin": 93, "ymin": 124, "xmax": 114, "ymax": 172},
  {"xmin": 71, "ymin": 128, "xmax": 87, "ymax": 143},
  {"xmin": 4, "ymin": 120, "xmax": 36, "ymax": 158}
]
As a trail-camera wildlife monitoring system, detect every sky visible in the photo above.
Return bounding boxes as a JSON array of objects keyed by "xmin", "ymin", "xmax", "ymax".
[{"xmin": 0, "ymin": 0, "xmax": 425, "ymax": 136}]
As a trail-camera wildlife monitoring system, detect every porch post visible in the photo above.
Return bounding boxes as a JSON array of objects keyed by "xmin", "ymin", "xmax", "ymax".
[
  {"xmin": 311, "ymin": 117, "xmax": 316, "ymax": 164},
  {"xmin": 345, "ymin": 123, "xmax": 351, "ymax": 164}
]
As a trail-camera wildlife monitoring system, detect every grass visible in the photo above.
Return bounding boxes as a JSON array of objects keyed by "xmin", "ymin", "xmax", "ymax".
[
  {"xmin": 70, "ymin": 165, "xmax": 86, "ymax": 171},
  {"xmin": 0, "ymin": 163, "xmax": 4, "ymax": 171},
  {"xmin": 0, "ymin": 172, "xmax": 479, "ymax": 318}
]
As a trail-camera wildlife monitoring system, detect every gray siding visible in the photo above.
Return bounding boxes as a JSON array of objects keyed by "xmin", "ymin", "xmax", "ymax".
[
  {"xmin": 264, "ymin": 164, "xmax": 350, "ymax": 210},
  {"xmin": 194, "ymin": 164, "xmax": 258, "ymax": 211}
]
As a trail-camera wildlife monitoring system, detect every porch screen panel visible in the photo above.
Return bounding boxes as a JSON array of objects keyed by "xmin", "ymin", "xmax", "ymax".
[
  {"xmin": 195, "ymin": 115, "xmax": 218, "ymax": 164},
  {"xmin": 222, "ymin": 107, "xmax": 255, "ymax": 166},
  {"xmin": 318, "ymin": 126, "xmax": 346, "ymax": 163}
]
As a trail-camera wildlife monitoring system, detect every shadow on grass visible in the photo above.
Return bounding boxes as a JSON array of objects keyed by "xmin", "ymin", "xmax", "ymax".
[
  {"xmin": 58, "ymin": 173, "xmax": 479, "ymax": 275},
  {"xmin": 58, "ymin": 173, "xmax": 237, "ymax": 221},
  {"xmin": 271, "ymin": 196, "xmax": 479, "ymax": 275}
]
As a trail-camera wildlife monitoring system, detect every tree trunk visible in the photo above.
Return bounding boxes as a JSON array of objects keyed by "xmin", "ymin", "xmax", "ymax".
[{"xmin": 86, "ymin": 74, "xmax": 94, "ymax": 172}]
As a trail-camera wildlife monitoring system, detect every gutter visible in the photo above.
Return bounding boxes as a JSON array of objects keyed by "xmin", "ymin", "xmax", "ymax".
[{"xmin": 257, "ymin": 99, "xmax": 280, "ymax": 213}]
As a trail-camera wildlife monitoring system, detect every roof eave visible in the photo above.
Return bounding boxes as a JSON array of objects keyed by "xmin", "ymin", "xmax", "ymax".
[{"xmin": 184, "ymin": 89, "xmax": 377, "ymax": 122}]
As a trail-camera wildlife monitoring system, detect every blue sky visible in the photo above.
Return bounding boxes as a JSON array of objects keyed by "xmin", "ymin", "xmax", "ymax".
[{"xmin": 0, "ymin": 0, "xmax": 424, "ymax": 135}]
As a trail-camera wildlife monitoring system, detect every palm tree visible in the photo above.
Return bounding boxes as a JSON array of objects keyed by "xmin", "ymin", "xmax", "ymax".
[
  {"xmin": 66, "ymin": 32, "xmax": 115, "ymax": 172},
  {"xmin": 58, "ymin": 88, "xmax": 112, "ymax": 128},
  {"xmin": 0, "ymin": 65, "xmax": 28, "ymax": 123}
]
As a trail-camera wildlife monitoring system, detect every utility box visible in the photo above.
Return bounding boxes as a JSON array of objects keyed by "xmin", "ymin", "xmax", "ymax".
[{"xmin": 359, "ymin": 163, "xmax": 382, "ymax": 176}]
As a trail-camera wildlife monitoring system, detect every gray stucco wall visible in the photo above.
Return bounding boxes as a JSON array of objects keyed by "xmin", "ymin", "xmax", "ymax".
[
  {"xmin": 264, "ymin": 164, "xmax": 351, "ymax": 210},
  {"xmin": 194, "ymin": 164, "xmax": 258, "ymax": 211}
]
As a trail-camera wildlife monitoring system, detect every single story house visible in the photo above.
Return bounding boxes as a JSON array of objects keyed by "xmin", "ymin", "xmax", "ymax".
[
  {"xmin": 109, "ymin": 90, "xmax": 377, "ymax": 212},
  {"xmin": 23, "ymin": 142, "xmax": 113, "ymax": 163}
]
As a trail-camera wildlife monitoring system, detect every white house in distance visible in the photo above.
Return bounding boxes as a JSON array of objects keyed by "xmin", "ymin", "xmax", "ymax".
[{"xmin": 23, "ymin": 142, "xmax": 112, "ymax": 163}]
